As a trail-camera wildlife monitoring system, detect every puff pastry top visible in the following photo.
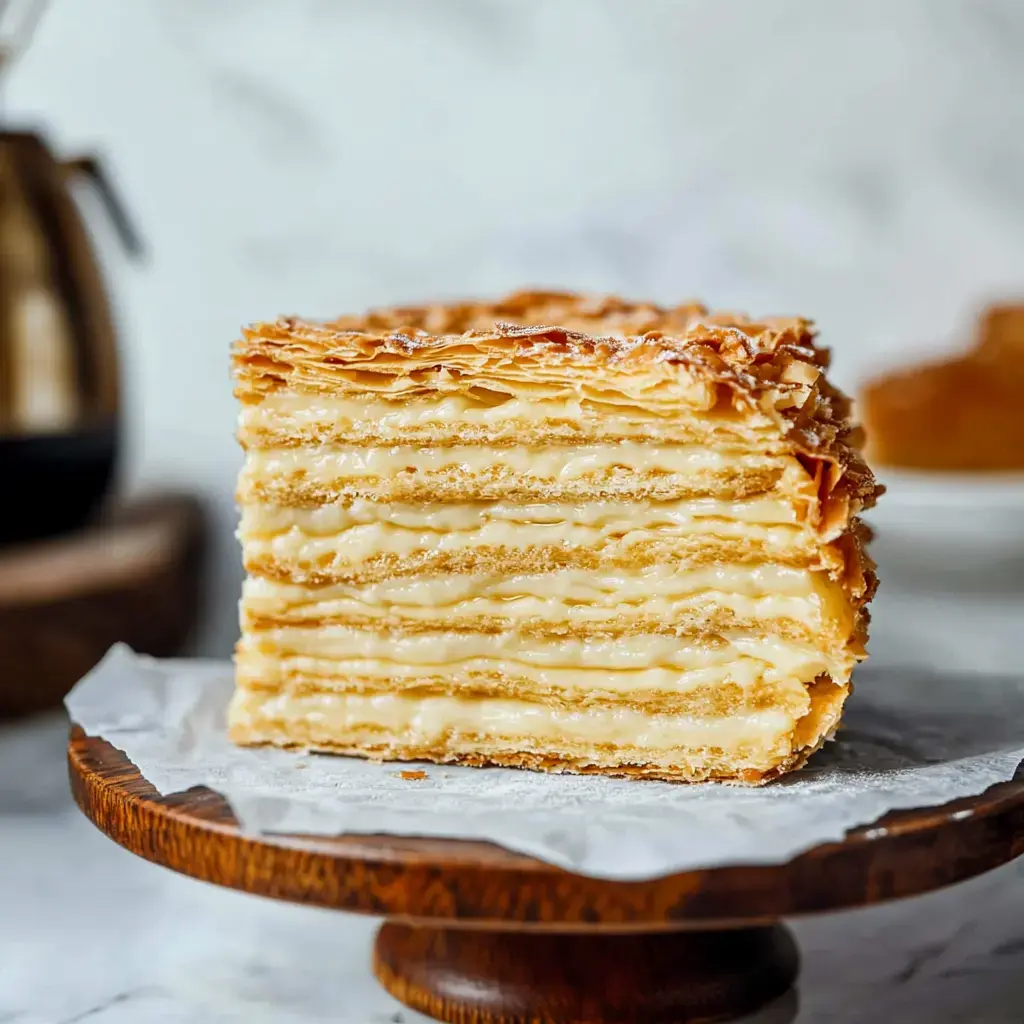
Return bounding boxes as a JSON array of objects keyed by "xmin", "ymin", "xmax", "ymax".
[{"xmin": 234, "ymin": 290, "xmax": 882, "ymax": 527}]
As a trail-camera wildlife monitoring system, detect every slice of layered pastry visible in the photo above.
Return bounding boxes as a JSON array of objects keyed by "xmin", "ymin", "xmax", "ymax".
[{"xmin": 231, "ymin": 291, "xmax": 881, "ymax": 783}]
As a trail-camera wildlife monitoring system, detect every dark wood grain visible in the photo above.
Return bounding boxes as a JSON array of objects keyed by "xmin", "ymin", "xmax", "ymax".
[
  {"xmin": 68, "ymin": 730, "xmax": 1024, "ymax": 928},
  {"xmin": 0, "ymin": 494, "xmax": 204, "ymax": 718},
  {"xmin": 67, "ymin": 730, "xmax": 1024, "ymax": 1023},
  {"xmin": 374, "ymin": 922, "xmax": 798, "ymax": 1024}
]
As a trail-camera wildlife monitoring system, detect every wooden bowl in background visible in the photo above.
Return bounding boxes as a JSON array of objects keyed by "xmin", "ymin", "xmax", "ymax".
[{"xmin": 0, "ymin": 493, "xmax": 204, "ymax": 719}]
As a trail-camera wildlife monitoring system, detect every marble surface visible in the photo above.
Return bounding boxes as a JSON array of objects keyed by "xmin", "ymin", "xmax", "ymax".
[{"xmin": 3, "ymin": 712, "xmax": 1023, "ymax": 1024}]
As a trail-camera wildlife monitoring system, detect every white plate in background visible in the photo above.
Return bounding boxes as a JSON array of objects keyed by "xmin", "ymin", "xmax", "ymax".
[
  {"xmin": 866, "ymin": 468, "xmax": 1024, "ymax": 582},
  {"xmin": 865, "ymin": 469, "xmax": 1024, "ymax": 673}
]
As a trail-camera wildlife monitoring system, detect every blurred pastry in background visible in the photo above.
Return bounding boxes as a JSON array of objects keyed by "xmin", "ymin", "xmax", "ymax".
[{"xmin": 859, "ymin": 305, "xmax": 1024, "ymax": 472}]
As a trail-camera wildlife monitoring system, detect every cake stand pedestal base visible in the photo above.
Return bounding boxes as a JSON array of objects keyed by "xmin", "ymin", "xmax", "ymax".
[{"xmin": 374, "ymin": 921, "xmax": 798, "ymax": 1024}]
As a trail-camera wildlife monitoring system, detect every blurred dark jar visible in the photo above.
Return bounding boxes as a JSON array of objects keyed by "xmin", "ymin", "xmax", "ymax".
[{"xmin": 0, "ymin": 131, "xmax": 140, "ymax": 544}]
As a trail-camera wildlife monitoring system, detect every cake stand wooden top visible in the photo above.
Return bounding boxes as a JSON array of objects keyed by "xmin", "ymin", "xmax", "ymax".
[{"xmin": 68, "ymin": 729, "xmax": 1024, "ymax": 930}]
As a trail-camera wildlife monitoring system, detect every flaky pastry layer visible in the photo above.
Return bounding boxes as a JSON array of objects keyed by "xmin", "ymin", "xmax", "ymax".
[
  {"xmin": 237, "ymin": 444, "xmax": 811, "ymax": 511},
  {"xmin": 234, "ymin": 290, "xmax": 882, "ymax": 530},
  {"xmin": 239, "ymin": 563, "xmax": 858, "ymax": 648},
  {"xmin": 239, "ymin": 391, "xmax": 786, "ymax": 448},
  {"xmin": 227, "ymin": 676, "xmax": 848, "ymax": 784},
  {"xmin": 239, "ymin": 624, "xmax": 852, "ymax": 679},
  {"xmin": 235, "ymin": 669, "xmax": 814, "ymax": 718}
]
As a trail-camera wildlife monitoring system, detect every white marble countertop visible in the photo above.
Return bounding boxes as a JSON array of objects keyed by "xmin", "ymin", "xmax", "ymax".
[{"xmin": 3, "ymin": 712, "xmax": 1023, "ymax": 1024}]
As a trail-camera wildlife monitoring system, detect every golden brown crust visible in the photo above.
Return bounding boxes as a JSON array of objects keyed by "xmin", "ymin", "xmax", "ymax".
[
  {"xmin": 234, "ymin": 290, "xmax": 881, "ymax": 521},
  {"xmin": 237, "ymin": 290, "xmax": 818, "ymax": 389}
]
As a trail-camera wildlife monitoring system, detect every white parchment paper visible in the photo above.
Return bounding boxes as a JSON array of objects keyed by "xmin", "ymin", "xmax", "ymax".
[{"xmin": 66, "ymin": 645, "xmax": 1024, "ymax": 881}]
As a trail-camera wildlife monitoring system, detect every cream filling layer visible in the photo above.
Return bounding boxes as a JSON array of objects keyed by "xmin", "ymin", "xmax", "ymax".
[
  {"xmin": 229, "ymin": 688, "xmax": 800, "ymax": 753},
  {"xmin": 239, "ymin": 499, "xmax": 813, "ymax": 566},
  {"xmin": 242, "ymin": 627, "xmax": 851, "ymax": 686},
  {"xmin": 242, "ymin": 496, "xmax": 803, "ymax": 533},
  {"xmin": 238, "ymin": 650, "xmax": 826, "ymax": 695},
  {"xmin": 242, "ymin": 565, "xmax": 851, "ymax": 632},
  {"xmin": 241, "ymin": 392, "xmax": 777, "ymax": 432},
  {"xmin": 241, "ymin": 444, "xmax": 809, "ymax": 487}
]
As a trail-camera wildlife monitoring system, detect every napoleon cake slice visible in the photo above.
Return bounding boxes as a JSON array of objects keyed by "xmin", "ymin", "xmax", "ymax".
[{"xmin": 231, "ymin": 291, "xmax": 880, "ymax": 783}]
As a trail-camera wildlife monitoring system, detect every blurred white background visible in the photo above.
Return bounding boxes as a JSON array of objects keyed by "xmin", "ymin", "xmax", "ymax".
[{"xmin": 8, "ymin": 0, "xmax": 1024, "ymax": 655}]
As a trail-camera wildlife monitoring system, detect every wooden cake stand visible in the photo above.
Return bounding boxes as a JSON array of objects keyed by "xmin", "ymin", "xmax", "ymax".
[{"xmin": 69, "ymin": 730, "xmax": 1024, "ymax": 1024}]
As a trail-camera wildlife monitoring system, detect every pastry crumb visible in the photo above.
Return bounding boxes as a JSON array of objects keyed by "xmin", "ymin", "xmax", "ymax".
[{"xmin": 398, "ymin": 769, "xmax": 428, "ymax": 781}]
